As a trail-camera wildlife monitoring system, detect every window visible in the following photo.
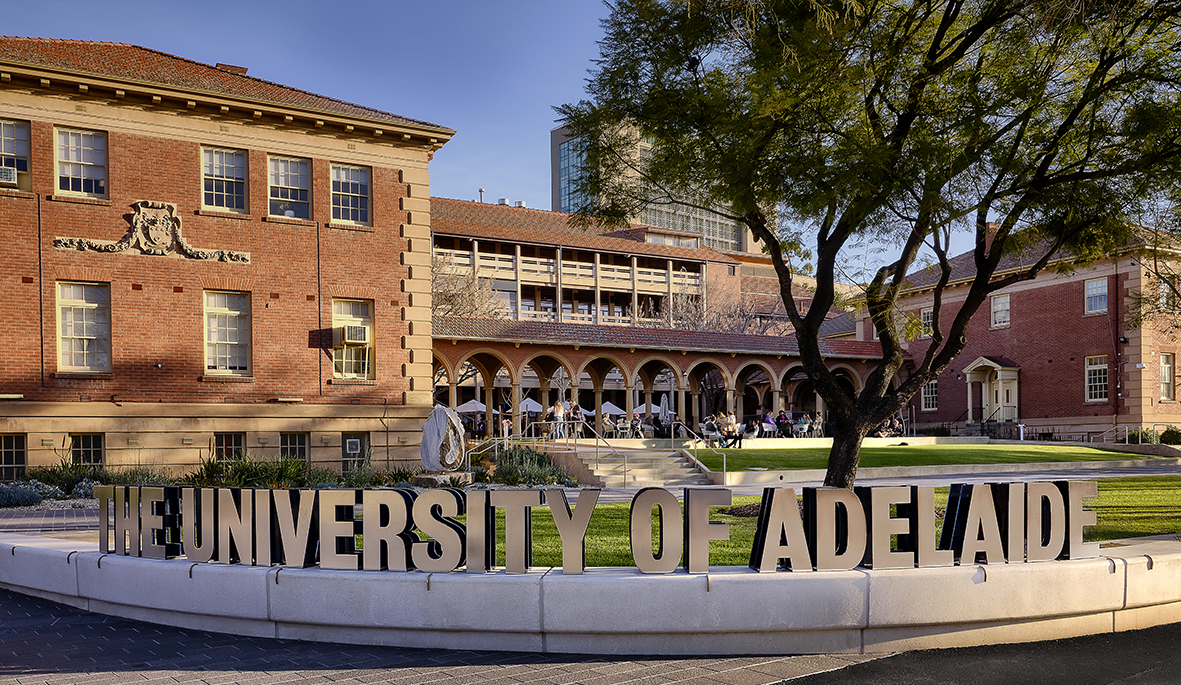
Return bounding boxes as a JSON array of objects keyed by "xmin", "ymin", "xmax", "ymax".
[
  {"xmin": 1163, "ymin": 353, "xmax": 1175, "ymax": 401},
  {"xmin": 331, "ymin": 164, "xmax": 370, "ymax": 224},
  {"xmin": 280, "ymin": 432, "xmax": 308, "ymax": 460},
  {"xmin": 205, "ymin": 291, "xmax": 251, "ymax": 375},
  {"xmin": 202, "ymin": 148, "xmax": 247, "ymax": 211},
  {"xmin": 991, "ymin": 294, "xmax": 1010, "ymax": 327},
  {"xmin": 214, "ymin": 433, "xmax": 245, "ymax": 460},
  {"xmin": 70, "ymin": 434, "xmax": 103, "ymax": 466},
  {"xmin": 268, "ymin": 156, "xmax": 310, "ymax": 218},
  {"xmin": 0, "ymin": 120, "xmax": 30, "ymax": 190},
  {"xmin": 341, "ymin": 432, "xmax": 369, "ymax": 474},
  {"xmin": 1085, "ymin": 278, "xmax": 1108, "ymax": 314},
  {"xmin": 921, "ymin": 380, "xmax": 938, "ymax": 411},
  {"xmin": 1161, "ymin": 283, "xmax": 1174, "ymax": 312},
  {"xmin": 0, "ymin": 435, "xmax": 26, "ymax": 480},
  {"xmin": 1085, "ymin": 356, "xmax": 1108, "ymax": 402},
  {"xmin": 58, "ymin": 282, "xmax": 111, "ymax": 372},
  {"xmin": 919, "ymin": 307, "xmax": 934, "ymax": 338},
  {"xmin": 57, "ymin": 128, "xmax": 107, "ymax": 196},
  {"xmin": 333, "ymin": 299, "xmax": 374, "ymax": 379}
]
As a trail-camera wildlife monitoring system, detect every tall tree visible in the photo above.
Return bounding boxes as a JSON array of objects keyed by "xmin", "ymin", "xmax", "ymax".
[{"xmin": 559, "ymin": 0, "xmax": 1181, "ymax": 487}]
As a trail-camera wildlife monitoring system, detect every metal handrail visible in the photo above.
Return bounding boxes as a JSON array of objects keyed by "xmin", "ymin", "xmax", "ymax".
[{"xmin": 679, "ymin": 424, "xmax": 725, "ymax": 483}]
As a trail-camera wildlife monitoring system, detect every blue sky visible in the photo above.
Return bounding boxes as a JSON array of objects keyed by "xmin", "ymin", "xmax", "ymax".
[{"xmin": 6, "ymin": 0, "xmax": 609, "ymax": 210}]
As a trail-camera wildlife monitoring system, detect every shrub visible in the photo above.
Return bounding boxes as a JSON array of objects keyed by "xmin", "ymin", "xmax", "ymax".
[
  {"xmin": 13, "ymin": 479, "xmax": 64, "ymax": 500},
  {"xmin": 491, "ymin": 446, "xmax": 573, "ymax": 486},
  {"xmin": 71, "ymin": 478, "xmax": 101, "ymax": 498},
  {"xmin": 0, "ymin": 484, "xmax": 42, "ymax": 508},
  {"xmin": 23, "ymin": 458, "xmax": 103, "ymax": 497},
  {"xmin": 1161, "ymin": 427, "xmax": 1181, "ymax": 445}
]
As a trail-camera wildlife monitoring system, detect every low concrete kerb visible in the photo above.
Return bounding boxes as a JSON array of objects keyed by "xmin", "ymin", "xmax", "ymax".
[{"xmin": 2, "ymin": 531, "xmax": 1179, "ymax": 655}]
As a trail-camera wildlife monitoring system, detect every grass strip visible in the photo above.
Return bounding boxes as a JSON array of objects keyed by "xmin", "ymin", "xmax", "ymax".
[{"xmin": 696, "ymin": 444, "xmax": 1141, "ymax": 472}]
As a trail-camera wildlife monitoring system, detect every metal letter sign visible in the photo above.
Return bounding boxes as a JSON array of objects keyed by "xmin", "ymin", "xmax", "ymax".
[{"xmin": 96, "ymin": 483, "xmax": 1099, "ymax": 575}]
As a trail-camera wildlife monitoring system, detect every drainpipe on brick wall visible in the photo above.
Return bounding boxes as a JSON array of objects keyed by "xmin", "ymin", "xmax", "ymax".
[
  {"xmin": 317, "ymin": 220, "xmax": 324, "ymax": 395},
  {"xmin": 1111, "ymin": 258, "xmax": 1121, "ymax": 423},
  {"xmin": 37, "ymin": 192, "xmax": 45, "ymax": 388}
]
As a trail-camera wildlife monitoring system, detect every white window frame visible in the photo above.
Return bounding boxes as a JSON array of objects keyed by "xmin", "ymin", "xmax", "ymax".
[
  {"xmin": 0, "ymin": 434, "xmax": 27, "ymax": 481},
  {"xmin": 1085, "ymin": 278, "xmax": 1108, "ymax": 314},
  {"xmin": 1085, "ymin": 355, "xmax": 1109, "ymax": 402},
  {"xmin": 331, "ymin": 163, "xmax": 371, "ymax": 225},
  {"xmin": 333, "ymin": 299, "xmax": 374, "ymax": 379},
  {"xmin": 57, "ymin": 281, "xmax": 111, "ymax": 373},
  {"xmin": 1162, "ymin": 353, "xmax": 1175, "ymax": 402},
  {"xmin": 268, "ymin": 155, "xmax": 310, "ymax": 219},
  {"xmin": 990, "ymin": 293, "xmax": 1010, "ymax": 328},
  {"xmin": 921, "ymin": 380, "xmax": 938, "ymax": 411},
  {"xmin": 202, "ymin": 147, "xmax": 248, "ymax": 212},
  {"xmin": 919, "ymin": 307, "xmax": 934, "ymax": 338},
  {"xmin": 70, "ymin": 433, "xmax": 104, "ymax": 466},
  {"xmin": 56, "ymin": 128, "xmax": 108, "ymax": 197},
  {"xmin": 0, "ymin": 119, "xmax": 30, "ymax": 190},
  {"xmin": 280, "ymin": 432, "xmax": 309, "ymax": 460},
  {"xmin": 204, "ymin": 291, "xmax": 252, "ymax": 376}
]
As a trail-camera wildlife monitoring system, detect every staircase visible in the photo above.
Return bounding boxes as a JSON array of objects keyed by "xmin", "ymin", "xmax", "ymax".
[{"xmin": 576, "ymin": 450, "xmax": 712, "ymax": 488}]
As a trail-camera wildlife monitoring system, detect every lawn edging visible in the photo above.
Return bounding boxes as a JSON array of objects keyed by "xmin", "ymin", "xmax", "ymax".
[{"xmin": 701, "ymin": 458, "xmax": 1181, "ymax": 486}]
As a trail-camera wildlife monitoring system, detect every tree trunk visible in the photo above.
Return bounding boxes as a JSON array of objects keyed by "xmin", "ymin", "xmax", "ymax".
[{"xmin": 824, "ymin": 423, "xmax": 868, "ymax": 489}]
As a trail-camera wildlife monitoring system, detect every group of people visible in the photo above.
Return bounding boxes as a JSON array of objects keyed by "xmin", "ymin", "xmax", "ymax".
[
  {"xmin": 872, "ymin": 416, "xmax": 904, "ymax": 438},
  {"xmin": 703, "ymin": 411, "xmax": 747, "ymax": 448}
]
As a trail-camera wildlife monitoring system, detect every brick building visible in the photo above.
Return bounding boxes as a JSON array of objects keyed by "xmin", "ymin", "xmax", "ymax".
[
  {"xmin": 0, "ymin": 38, "xmax": 452, "ymax": 477},
  {"xmin": 867, "ymin": 243, "xmax": 1181, "ymax": 439}
]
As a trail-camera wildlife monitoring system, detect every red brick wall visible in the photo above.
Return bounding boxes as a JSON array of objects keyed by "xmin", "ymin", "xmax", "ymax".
[{"xmin": 2, "ymin": 121, "xmax": 414, "ymax": 406}]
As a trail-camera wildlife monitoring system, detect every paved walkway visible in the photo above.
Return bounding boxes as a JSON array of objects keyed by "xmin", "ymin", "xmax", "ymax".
[{"xmin": 0, "ymin": 589, "xmax": 878, "ymax": 685}]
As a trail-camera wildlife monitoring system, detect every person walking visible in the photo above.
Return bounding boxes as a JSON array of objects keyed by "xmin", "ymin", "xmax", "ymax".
[{"xmin": 552, "ymin": 399, "xmax": 566, "ymax": 438}]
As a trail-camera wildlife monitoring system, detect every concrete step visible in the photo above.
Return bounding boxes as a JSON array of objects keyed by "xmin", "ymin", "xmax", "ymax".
[{"xmin": 574, "ymin": 449, "xmax": 709, "ymax": 488}]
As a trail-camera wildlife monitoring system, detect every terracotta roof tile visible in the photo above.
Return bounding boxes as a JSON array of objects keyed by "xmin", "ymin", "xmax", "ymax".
[
  {"xmin": 0, "ymin": 37, "xmax": 449, "ymax": 131},
  {"xmin": 431, "ymin": 198, "xmax": 739, "ymax": 263},
  {"xmin": 433, "ymin": 316, "xmax": 886, "ymax": 359}
]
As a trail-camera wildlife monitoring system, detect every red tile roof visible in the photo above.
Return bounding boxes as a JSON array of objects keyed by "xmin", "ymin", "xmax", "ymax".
[
  {"xmin": 433, "ymin": 316, "xmax": 886, "ymax": 359},
  {"xmin": 432, "ymin": 197, "xmax": 739, "ymax": 264},
  {"xmin": 0, "ymin": 37, "xmax": 449, "ymax": 132}
]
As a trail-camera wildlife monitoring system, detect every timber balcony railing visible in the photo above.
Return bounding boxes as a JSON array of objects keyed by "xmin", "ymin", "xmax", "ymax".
[{"xmin": 434, "ymin": 249, "xmax": 702, "ymax": 295}]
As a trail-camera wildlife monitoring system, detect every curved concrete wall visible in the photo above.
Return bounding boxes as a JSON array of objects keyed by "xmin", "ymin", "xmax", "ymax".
[{"xmin": 2, "ymin": 532, "xmax": 1180, "ymax": 655}]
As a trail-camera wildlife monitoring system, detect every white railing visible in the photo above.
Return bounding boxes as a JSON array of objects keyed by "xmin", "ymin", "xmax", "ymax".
[
  {"xmin": 672, "ymin": 272, "xmax": 701, "ymax": 289},
  {"xmin": 519, "ymin": 256, "xmax": 556, "ymax": 282},
  {"xmin": 521, "ymin": 309, "xmax": 557, "ymax": 322},
  {"xmin": 599, "ymin": 264, "xmax": 632, "ymax": 284},
  {"xmin": 561, "ymin": 262, "xmax": 595, "ymax": 282},
  {"xmin": 475, "ymin": 253, "xmax": 516, "ymax": 276},
  {"xmin": 599, "ymin": 314, "xmax": 631, "ymax": 326},
  {"xmin": 564, "ymin": 312, "xmax": 594, "ymax": 323},
  {"xmin": 636, "ymin": 267, "xmax": 669, "ymax": 289},
  {"xmin": 434, "ymin": 248, "xmax": 474, "ymax": 270}
]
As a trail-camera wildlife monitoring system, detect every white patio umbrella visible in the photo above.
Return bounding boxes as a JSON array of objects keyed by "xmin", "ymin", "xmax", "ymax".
[
  {"xmin": 598, "ymin": 401, "xmax": 627, "ymax": 416},
  {"xmin": 519, "ymin": 397, "xmax": 544, "ymax": 413},
  {"xmin": 455, "ymin": 399, "xmax": 495, "ymax": 414},
  {"xmin": 659, "ymin": 394, "xmax": 671, "ymax": 424}
]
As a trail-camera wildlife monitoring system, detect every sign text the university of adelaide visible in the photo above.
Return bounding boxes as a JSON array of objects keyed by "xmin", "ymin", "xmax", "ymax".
[{"xmin": 94, "ymin": 481, "xmax": 1098, "ymax": 574}]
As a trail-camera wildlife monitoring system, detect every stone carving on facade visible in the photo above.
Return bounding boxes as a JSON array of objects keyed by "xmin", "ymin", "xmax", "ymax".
[{"xmin": 54, "ymin": 201, "xmax": 250, "ymax": 263}]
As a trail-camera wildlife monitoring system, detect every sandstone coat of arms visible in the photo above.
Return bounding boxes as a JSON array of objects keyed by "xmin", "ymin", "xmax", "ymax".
[{"xmin": 55, "ymin": 201, "xmax": 250, "ymax": 263}]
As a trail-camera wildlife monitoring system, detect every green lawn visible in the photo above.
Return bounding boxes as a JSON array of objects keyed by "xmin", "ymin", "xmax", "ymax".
[
  {"xmin": 695, "ymin": 443, "xmax": 1141, "ymax": 472},
  {"xmin": 500, "ymin": 476, "xmax": 1181, "ymax": 567}
]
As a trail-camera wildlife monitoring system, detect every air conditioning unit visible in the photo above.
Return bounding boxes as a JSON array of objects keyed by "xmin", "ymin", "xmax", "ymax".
[
  {"xmin": 341, "ymin": 325, "xmax": 368, "ymax": 345},
  {"xmin": 0, "ymin": 167, "xmax": 16, "ymax": 185}
]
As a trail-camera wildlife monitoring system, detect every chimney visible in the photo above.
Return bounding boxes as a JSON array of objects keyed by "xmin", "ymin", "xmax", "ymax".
[
  {"xmin": 514, "ymin": 200, "xmax": 527, "ymax": 208},
  {"xmin": 216, "ymin": 63, "xmax": 249, "ymax": 76},
  {"xmin": 498, "ymin": 198, "xmax": 509, "ymax": 205}
]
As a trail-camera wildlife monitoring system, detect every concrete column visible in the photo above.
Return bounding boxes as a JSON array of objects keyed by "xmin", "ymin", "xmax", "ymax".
[
  {"xmin": 644, "ymin": 385, "xmax": 654, "ymax": 420},
  {"xmin": 594, "ymin": 252, "xmax": 601, "ymax": 325},
  {"xmin": 676, "ymin": 387, "xmax": 686, "ymax": 428},
  {"xmin": 514, "ymin": 244, "xmax": 522, "ymax": 321},
  {"xmin": 666, "ymin": 259, "xmax": 674, "ymax": 326},
  {"xmin": 691, "ymin": 391, "xmax": 700, "ymax": 427},
  {"xmin": 511, "ymin": 382, "xmax": 522, "ymax": 436},
  {"xmin": 736, "ymin": 388, "xmax": 745, "ymax": 422},
  {"xmin": 631, "ymin": 255, "xmax": 639, "ymax": 325},
  {"xmin": 772, "ymin": 388, "xmax": 781, "ymax": 414},
  {"xmin": 625, "ymin": 383, "xmax": 635, "ymax": 421},
  {"xmin": 966, "ymin": 377, "xmax": 974, "ymax": 423},
  {"xmin": 594, "ymin": 384, "xmax": 604, "ymax": 435},
  {"xmin": 556, "ymin": 247, "xmax": 564, "ymax": 323},
  {"xmin": 448, "ymin": 381, "xmax": 458, "ymax": 410},
  {"xmin": 726, "ymin": 388, "xmax": 735, "ymax": 414}
]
